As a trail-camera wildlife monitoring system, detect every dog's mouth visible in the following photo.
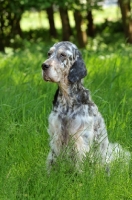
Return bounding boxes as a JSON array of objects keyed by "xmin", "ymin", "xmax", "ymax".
[
  {"xmin": 42, "ymin": 70, "xmax": 50, "ymax": 81},
  {"xmin": 43, "ymin": 73, "xmax": 55, "ymax": 82},
  {"xmin": 43, "ymin": 74, "xmax": 51, "ymax": 82},
  {"xmin": 42, "ymin": 70, "xmax": 59, "ymax": 83}
]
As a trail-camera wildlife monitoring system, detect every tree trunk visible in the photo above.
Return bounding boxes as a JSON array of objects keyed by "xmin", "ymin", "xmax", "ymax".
[
  {"xmin": 59, "ymin": 7, "xmax": 72, "ymax": 41},
  {"xmin": 74, "ymin": 10, "xmax": 87, "ymax": 48},
  {"xmin": 0, "ymin": 12, "xmax": 5, "ymax": 52},
  {"xmin": 86, "ymin": 10, "xmax": 95, "ymax": 37},
  {"xmin": 118, "ymin": 0, "xmax": 132, "ymax": 43},
  {"xmin": 46, "ymin": 6, "xmax": 57, "ymax": 38},
  {"xmin": 8, "ymin": 6, "xmax": 23, "ymax": 37},
  {"xmin": 16, "ymin": 17, "xmax": 22, "ymax": 36}
]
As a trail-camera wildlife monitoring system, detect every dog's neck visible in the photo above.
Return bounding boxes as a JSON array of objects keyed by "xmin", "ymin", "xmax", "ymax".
[
  {"xmin": 59, "ymin": 81, "xmax": 82, "ymax": 98},
  {"xmin": 53, "ymin": 81, "xmax": 91, "ymax": 110}
]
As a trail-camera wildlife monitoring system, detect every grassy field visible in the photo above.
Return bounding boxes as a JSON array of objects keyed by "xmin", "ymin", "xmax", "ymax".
[{"xmin": 0, "ymin": 43, "xmax": 132, "ymax": 199}]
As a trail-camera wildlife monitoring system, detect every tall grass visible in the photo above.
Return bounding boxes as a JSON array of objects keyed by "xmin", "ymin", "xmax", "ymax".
[{"xmin": 0, "ymin": 44, "xmax": 132, "ymax": 199}]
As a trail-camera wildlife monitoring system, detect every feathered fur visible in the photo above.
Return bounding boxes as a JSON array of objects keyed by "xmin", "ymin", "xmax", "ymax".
[{"xmin": 41, "ymin": 41, "xmax": 130, "ymax": 171}]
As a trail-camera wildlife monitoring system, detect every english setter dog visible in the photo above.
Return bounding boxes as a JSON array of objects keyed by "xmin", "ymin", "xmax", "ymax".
[{"xmin": 42, "ymin": 41, "xmax": 130, "ymax": 171}]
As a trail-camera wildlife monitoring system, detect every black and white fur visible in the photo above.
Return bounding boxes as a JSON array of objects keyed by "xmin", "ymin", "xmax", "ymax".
[{"xmin": 42, "ymin": 41, "xmax": 130, "ymax": 170}]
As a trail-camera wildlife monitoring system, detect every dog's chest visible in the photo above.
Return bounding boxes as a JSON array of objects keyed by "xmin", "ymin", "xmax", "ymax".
[{"xmin": 48, "ymin": 104, "xmax": 94, "ymax": 141}]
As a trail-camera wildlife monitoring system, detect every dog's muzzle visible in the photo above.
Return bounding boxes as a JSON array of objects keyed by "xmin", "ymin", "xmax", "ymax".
[{"xmin": 41, "ymin": 63, "xmax": 50, "ymax": 81}]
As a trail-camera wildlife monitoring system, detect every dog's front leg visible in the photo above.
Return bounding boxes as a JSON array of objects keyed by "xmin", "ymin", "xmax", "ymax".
[{"xmin": 46, "ymin": 150, "xmax": 57, "ymax": 173}]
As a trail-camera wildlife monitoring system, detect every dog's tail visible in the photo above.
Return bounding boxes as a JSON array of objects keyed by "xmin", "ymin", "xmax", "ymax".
[{"xmin": 105, "ymin": 142, "xmax": 131, "ymax": 164}]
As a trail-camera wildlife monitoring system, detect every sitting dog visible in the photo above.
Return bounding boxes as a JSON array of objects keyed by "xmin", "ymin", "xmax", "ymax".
[{"xmin": 41, "ymin": 41, "xmax": 130, "ymax": 170}]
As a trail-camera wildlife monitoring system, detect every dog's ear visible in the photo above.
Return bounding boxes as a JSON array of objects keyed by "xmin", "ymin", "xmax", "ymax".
[{"xmin": 68, "ymin": 56, "xmax": 87, "ymax": 83}]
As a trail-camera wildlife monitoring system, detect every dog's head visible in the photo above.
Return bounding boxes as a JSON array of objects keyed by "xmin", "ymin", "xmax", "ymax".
[{"xmin": 42, "ymin": 41, "xmax": 87, "ymax": 84}]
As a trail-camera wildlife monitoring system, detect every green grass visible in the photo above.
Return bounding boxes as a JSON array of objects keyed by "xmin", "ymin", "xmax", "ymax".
[{"xmin": 0, "ymin": 43, "xmax": 132, "ymax": 199}]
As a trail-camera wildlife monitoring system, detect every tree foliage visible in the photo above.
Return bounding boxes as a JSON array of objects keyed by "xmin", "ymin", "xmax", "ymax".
[{"xmin": 0, "ymin": 0, "xmax": 132, "ymax": 51}]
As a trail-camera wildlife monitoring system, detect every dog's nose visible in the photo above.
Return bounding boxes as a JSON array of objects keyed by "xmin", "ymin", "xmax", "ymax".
[{"xmin": 42, "ymin": 63, "xmax": 50, "ymax": 70}]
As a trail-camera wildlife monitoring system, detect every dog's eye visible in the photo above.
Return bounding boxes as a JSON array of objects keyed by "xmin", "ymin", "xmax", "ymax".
[
  {"xmin": 48, "ymin": 52, "xmax": 52, "ymax": 57},
  {"xmin": 60, "ymin": 53, "xmax": 66, "ymax": 57}
]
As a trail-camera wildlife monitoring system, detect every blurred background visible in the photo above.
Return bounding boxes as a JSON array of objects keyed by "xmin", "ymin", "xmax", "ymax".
[{"xmin": 0, "ymin": 0, "xmax": 132, "ymax": 52}]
